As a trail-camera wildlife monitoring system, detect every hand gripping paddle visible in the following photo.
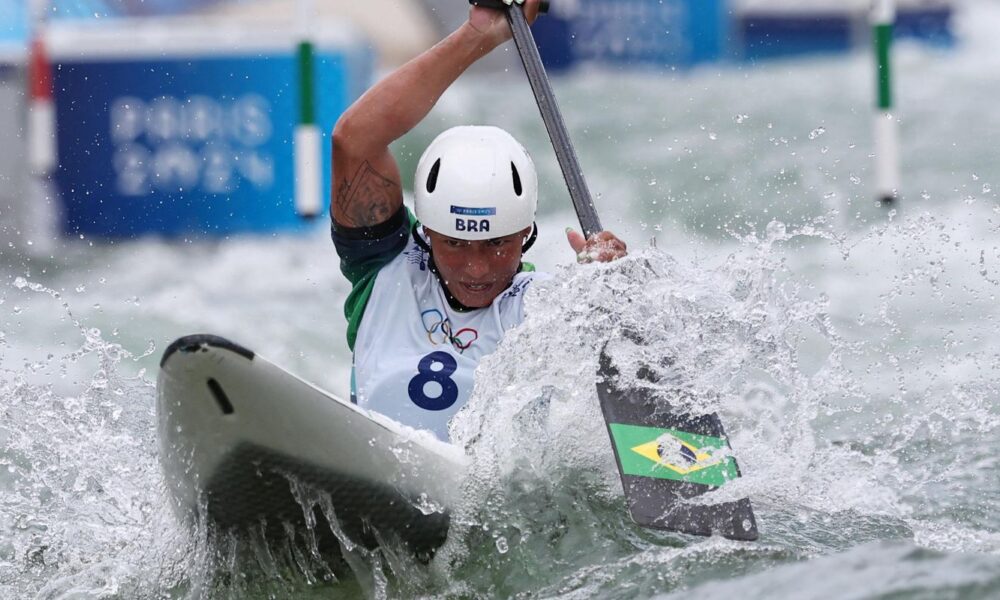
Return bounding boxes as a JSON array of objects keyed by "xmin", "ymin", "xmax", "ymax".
[{"xmin": 470, "ymin": 0, "xmax": 759, "ymax": 541}]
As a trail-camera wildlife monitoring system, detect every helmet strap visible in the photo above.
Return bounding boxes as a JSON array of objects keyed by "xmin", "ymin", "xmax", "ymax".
[{"xmin": 521, "ymin": 222, "xmax": 538, "ymax": 253}]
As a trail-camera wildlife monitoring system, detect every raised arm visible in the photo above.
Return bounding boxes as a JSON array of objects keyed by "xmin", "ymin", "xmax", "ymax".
[{"xmin": 331, "ymin": 2, "xmax": 541, "ymax": 228}]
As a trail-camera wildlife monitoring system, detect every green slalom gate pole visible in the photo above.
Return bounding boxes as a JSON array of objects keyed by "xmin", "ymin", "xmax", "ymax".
[
  {"xmin": 872, "ymin": 0, "xmax": 900, "ymax": 204},
  {"xmin": 294, "ymin": 0, "xmax": 322, "ymax": 218}
]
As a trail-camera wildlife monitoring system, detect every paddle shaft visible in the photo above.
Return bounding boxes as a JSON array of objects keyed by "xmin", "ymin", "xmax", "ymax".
[{"xmin": 472, "ymin": 0, "xmax": 602, "ymax": 238}]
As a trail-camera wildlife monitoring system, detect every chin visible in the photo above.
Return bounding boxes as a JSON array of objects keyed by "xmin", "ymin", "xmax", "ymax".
[
  {"xmin": 448, "ymin": 283, "xmax": 505, "ymax": 308},
  {"xmin": 455, "ymin": 292, "xmax": 497, "ymax": 309}
]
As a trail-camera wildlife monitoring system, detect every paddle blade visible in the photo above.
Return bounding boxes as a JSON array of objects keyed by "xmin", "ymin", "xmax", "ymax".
[{"xmin": 596, "ymin": 352, "xmax": 759, "ymax": 541}]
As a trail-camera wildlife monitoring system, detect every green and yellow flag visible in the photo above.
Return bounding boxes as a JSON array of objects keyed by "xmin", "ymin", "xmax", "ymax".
[{"xmin": 609, "ymin": 423, "xmax": 739, "ymax": 488}]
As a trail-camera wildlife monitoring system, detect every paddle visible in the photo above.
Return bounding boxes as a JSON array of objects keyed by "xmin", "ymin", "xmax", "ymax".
[{"xmin": 470, "ymin": 0, "xmax": 759, "ymax": 541}]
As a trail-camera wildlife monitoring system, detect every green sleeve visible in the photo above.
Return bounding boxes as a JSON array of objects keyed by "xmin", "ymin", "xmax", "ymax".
[{"xmin": 334, "ymin": 208, "xmax": 416, "ymax": 351}]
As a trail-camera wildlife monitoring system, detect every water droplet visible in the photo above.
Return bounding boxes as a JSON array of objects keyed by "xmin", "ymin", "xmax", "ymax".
[
  {"xmin": 13, "ymin": 277, "xmax": 27, "ymax": 289},
  {"xmin": 850, "ymin": 175, "xmax": 861, "ymax": 185},
  {"xmin": 495, "ymin": 536, "xmax": 509, "ymax": 554},
  {"xmin": 75, "ymin": 285, "xmax": 86, "ymax": 293},
  {"xmin": 708, "ymin": 131, "xmax": 717, "ymax": 141},
  {"xmin": 734, "ymin": 114, "xmax": 748, "ymax": 124},
  {"xmin": 766, "ymin": 221, "xmax": 786, "ymax": 239},
  {"xmin": 91, "ymin": 369, "xmax": 108, "ymax": 390},
  {"xmin": 648, "ymin": 179, "xmax": 657, "ymax": 186},
  {"xmin": 983, "ymin": 184, "xmax": 992, "ymax": 194},
  {"xmin": 808, "ymin": 126, "xmax": 826, "ymax": 140}
]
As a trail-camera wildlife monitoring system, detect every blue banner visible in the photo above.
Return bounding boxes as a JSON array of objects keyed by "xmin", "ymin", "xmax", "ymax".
[
  {"xmin": 572, "ymin": 0, "xmax": 724, "ymax": 66},
  {"xmin": 53, "ymin": 47, "xmax": 370, "ymax": 238}
]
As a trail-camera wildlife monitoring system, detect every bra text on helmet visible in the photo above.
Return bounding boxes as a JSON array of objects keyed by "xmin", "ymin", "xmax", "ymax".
[{"xmin": 455, "ymin": 218, "xmax": 490, "ymax": 233}]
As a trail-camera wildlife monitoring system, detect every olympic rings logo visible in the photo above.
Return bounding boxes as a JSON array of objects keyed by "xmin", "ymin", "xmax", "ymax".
[{"xmin": 421, "ymin": 309, "xmax": 478, "ymax": 353}]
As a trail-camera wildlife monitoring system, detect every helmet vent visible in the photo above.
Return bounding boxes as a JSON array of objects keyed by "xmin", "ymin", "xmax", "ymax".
[
  {"xmin": 426, "ymin": 158, "xmax": 442, "ymax": 193},
  {"xmin": 511, "ymin": 162, "xmax": 523, "ymax": 196}
]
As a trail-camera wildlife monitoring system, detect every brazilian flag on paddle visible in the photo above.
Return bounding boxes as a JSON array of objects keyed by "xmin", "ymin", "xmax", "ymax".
[
  {"xmin": 597, "ymin": 352, "xmax": 759, "ymax": 541},
  {"xmin": 609, "ymin": 423, "xmax": 740, "ymax": 488}
]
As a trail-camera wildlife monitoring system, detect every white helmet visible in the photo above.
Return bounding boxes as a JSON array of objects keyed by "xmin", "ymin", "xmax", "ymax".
[{"xmin": 414, "ymin": 126, "xmax": 538, "ymax": 241}]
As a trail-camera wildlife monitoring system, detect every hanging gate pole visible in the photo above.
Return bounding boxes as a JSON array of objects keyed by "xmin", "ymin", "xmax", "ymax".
[{"xmin": 872, "ymin": 0, "xmax": 901, "ymax": 204}]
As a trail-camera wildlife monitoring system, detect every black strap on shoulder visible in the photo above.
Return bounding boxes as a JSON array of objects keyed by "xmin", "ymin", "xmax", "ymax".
[{"xmin": 331, "ymin": 206, "xmax": 406, "ymax": 241}]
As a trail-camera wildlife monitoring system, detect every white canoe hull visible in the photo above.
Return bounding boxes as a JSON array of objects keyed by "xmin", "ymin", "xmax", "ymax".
[{"xmin": 156, "ymin": 334, "xmax": 466, "ymax": 556}]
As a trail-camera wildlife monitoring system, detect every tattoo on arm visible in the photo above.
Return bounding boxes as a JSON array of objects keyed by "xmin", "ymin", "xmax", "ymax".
[{"xmin": 335, "ymin": 161, "xmax": 401, "ymax": 227}]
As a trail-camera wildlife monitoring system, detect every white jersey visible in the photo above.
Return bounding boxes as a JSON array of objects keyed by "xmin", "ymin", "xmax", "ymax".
[{"xmin": 352, "ymin": 233, "xmax": 540, "ymax": 440}]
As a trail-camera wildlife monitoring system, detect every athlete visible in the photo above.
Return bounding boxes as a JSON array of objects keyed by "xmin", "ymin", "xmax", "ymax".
[{"xmin": 331, "ymin": 0, "xmax": 627, "ymax": 440}]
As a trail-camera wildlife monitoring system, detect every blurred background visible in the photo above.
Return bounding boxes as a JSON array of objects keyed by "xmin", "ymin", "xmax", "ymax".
[
  {"xmin": 2, "ymin": 1, "xmax": 1000, "ymax": 598},
  {"xmin": 0, "ymin": 0, "xmax": 955, "ymax": 245}
]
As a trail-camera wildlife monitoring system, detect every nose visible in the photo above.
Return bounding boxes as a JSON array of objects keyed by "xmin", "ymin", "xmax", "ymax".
[
  {"xmin": 463, "ymin": 254, "xmax": 490, "ymax": 279},
  {"xmin": 465, "ymin": 244, "xmax": 490, "ymax": 280}
]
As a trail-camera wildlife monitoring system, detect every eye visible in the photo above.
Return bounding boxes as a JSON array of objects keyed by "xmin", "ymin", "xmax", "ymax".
[
  {"xmin": 445, "ymin": 239, "xmax": 466, "ymax": 248},
  {"xmin": 487, "ymin": 238, "xmax": 508, "ymax": 247}
]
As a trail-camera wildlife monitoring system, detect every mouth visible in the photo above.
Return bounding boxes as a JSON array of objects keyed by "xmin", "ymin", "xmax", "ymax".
[{"xmin": 460, "ymin": 282, "xmax": 493, "ymax": 294}]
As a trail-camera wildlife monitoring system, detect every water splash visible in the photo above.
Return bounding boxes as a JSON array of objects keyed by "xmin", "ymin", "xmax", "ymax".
[
  {"xmin": 0, "ymin": 277, "xmax": 201, "ymax": 598},
  {"xmin": 3, "ymin": 202, "xmax": 998, "ymax": 599},
  {"xmin": 429, "ymin": 211, "xmax": 1000, "ymax": 596}
]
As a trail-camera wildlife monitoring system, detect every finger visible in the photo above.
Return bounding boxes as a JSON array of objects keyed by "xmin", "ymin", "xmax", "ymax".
[
  {"xmin": 594, "ymin": 231, "xmax": 627, "ymax": 251},
  {"xmin": 585, "ymin": 237, "xmax": 627, "ymax": 261},
  {"xmin": 566, "ymin": 227, "xmax": 587, "ymax": 254},
  {"xmin": 593, "ymin": 247, "xmax": 627, "ymax": 263}
]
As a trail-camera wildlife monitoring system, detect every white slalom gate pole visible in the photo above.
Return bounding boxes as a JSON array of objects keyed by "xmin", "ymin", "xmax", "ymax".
[
  {"xmin": 294, "ymin": 0, "xmax": 322, "ymax": 218},
  {"xmin": 28, "ymin": 0, "xmax": 56, "ymax": 176},
  {"xmin": 872, "ymin": 0, "xmax": 900, "ymax": 204}
]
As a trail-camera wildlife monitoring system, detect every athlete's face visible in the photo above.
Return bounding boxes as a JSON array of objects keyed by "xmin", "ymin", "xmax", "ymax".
[{"xmin": 427, "ymin": 227, "xmax": 532, "ymax": 308}]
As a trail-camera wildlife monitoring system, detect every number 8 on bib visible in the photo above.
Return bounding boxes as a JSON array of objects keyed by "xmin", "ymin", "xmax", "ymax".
[{"xmin": 407, "ymin": 351, "xmax": 459, "ymax": 411}]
